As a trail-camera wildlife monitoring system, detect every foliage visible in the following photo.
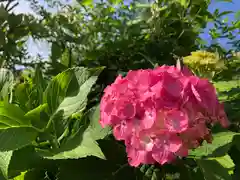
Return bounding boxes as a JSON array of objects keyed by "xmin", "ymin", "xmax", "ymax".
[{"xmin": 0, "ymin": 0, "xmax": 239, "ymax": 179}]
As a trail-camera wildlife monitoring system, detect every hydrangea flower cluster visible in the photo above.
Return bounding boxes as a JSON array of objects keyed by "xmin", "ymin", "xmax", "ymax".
[{"xmin": 99, "ymin": 65, "xmax": 229, "ymax": 167}]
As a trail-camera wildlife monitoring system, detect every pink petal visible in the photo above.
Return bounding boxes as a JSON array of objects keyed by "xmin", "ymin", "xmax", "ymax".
[{"xmin": 164, "ymin": 110, "xmax": 189, "ymax": 133}]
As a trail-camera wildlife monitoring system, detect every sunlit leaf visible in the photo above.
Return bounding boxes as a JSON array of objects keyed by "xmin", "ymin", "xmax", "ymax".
[
  {"xmin": 37, "ymin": 126, "xmax": 105, "ymax": 160},
  {"xmin": 189, "ymin": 132, "xmax": 238, "ymax": 158},
  {"xmin": 0, "ymin": 151, "xmax": 12, "ymax": 179},
  {"xmin": 0, "ymin": 68, "xmax": 14, "ymax": 101}
]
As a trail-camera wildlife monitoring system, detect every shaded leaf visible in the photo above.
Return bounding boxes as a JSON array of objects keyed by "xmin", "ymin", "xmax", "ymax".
[
  {"xmin": 0, "ymin": 127, "xmax": 38, "ymax": 151},
  {"xmin": 197, "ymin": 159, "xmax": 232, "ymax": 180},
  {"xmin": 0, "ymin": 31, "xmax": 6, "ymax": 46},
  {"xmin": 51, "ymin": 43, "xmax": 62, "ymax": 64},
  {"xmin": 7, "ymin": 14, "xmax": 22, "ymax": 28},
  {"xmin": 8, "ymin": 146, "xmax": 53, "ymax": 179}
]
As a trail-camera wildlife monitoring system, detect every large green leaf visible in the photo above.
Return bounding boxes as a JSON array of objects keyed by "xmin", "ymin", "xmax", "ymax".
[
  {"xmin": 8, "ymin": 146, "xmax": 52, "ymax": 179},
  {"xmin": 197, "ymin": 159, "xmax": 232, "ymax": 180},
  {"xmin": 88, "ymin": 105, "xmax": 111, "ymax": 140},
  {"xmin": 189, "ymin": 132, "xmax": 238, "ymax": 158},
  {"xmin": 37, "ymin": 126, "xmax": 105, "ymax": 160},
  {"xmin": 48, "ymin": 67, "xmax": 103, "ymax": 138},
  {"xmin": 0, "ymin": 102, "xmax": 38, "ymax": 151},
  {"xmin": 0, "ymin": 68, "xmax": 14, "ymax": 101},
  {"xmin": 0, "ymin": 151, "xmax": 12, "ymax": 179},
  {"xmin": 0, "ymin": 102, "xmax": 30, "ymax": 127},
  {"xmin": 43, "ymin": 68, "xmax": 75, "ymax": 114},
  {"xmin": 0, "ymin": 127, "xmax": 38, "ymax": 151},
  {"xmin": 55, "ymin": 67, "xmax": 103, "ymax": 120}
]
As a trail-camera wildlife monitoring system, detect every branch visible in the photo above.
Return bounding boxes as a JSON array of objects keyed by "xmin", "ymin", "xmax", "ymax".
[{"xmin": 6, "ymin": 1, "xmax": 19, "ymax": 12}]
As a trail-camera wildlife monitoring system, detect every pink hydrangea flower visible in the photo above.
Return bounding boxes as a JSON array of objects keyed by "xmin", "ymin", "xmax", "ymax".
[{"xmin": 100, "ymin": 65, "xmax": 229, "ymax": 167}]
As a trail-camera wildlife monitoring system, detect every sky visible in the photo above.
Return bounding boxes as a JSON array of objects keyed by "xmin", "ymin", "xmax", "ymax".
[
  {"xmin": 6, "ymin": 0, "xmax": 240, "ymax": 59},
  {"xmin": 200, "ymin": 0, "xmax": 240, "ymax": 49}
]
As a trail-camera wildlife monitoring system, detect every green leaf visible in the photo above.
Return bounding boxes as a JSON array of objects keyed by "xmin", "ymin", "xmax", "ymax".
[
  {"xmin": 0, "ymin": 102, "xmax": 30, "ymax": 127},
  {"xmin": 78, "ymin": 0, "xmax": 93, "ymax": 6},
  {"xmin": 197, "ymin": 159, "xmax": 232, "ymax": 180},
  {"xmin": 177, "ymin": 0, "xmax": 191, "ymax": 8},
  {"xmin": 49, "ymin": 67, "xmax": 103, "ymax": 138},
  {"xmin": 0, "ymin": 151, "xmax": 12, "ymax": 179},
  {"xmin": 51, "ymin": 42, "xmax": 62, "ymax": 64},
  {"xmin": 43, "ymin": 68, "xmax": 74, "ymax": 114},
  {"xmin": 217, "ymin": 11, "xmax": 234, "ymax": 17},
  {"xmin": 189, "ymin": 132, "xmax": 237, "ymax": 158},
  {"xmin": 0, "ymin": 68, "xmax": 14, "ymax": 101},
  {"xmin": 109, "ymin": 0, "xmax": 122, "ymax": 4},
  {"xmin": 0, "ymin": 127, "xmax": 38, "ymax": 151},
  {"xmin": 8, "ymin": 146, "xmax": 51, "ymax": 179},
  {"xmin": 208, "ymin": 155, "xmax": 235, "ymax": 169},
  {"xmin": 235, "ymin": 10, "xmax": 240, "ymax": 20},
  {"xmin": 7, "ymin": 14, "xmax": 23, "ymax": 28},
  {"xmin": 13, "ymin": 171, "xmax": 27, "ymax": 180},
  {"xmin": 55, "ymin": 67, "xmax": 103, "ymax": 120},
  {"xmin": 14, "ymin": 83, "xmax": 27, "ymax": 104},
  {"xmin": 140, "ymin": 165, "xmax": 162, "ymax": 180},
  {"xmin": 88, "ymin": 105, "xmax": 111, "ymax": 140},
  {"xmin": 32, "ymin": 66, "xmax": 46, "ymax": 105},
  {"xmin": 0, "ymin": 5, "xmax": 8, "ymax": 19},
  {"xmin": 24, "ymin": 104, "xmax": 49, "ymax": 129},
  {"xmin": 0, "ymin": 102, "xmax": 38, "ymax": 151},
  {"xmin": 37, "ymin": 126, "xmax": 105, "ymax": 160},
  {"xmin": 0, "ymin": 31, "xmax": 6, "ymax": 47},
  {"xmin": 57, "ymin": 157, "xmax": 120, "ymax": 180},
  {"xmin": 215, "ymin": 0, "xmax": 233, "ymax": 2}
]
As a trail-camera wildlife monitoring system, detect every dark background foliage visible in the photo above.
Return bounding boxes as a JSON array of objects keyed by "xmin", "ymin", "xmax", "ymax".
[{"xmin": 0, "ymin": 0, "xmax": 239, "ymax": 179}]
